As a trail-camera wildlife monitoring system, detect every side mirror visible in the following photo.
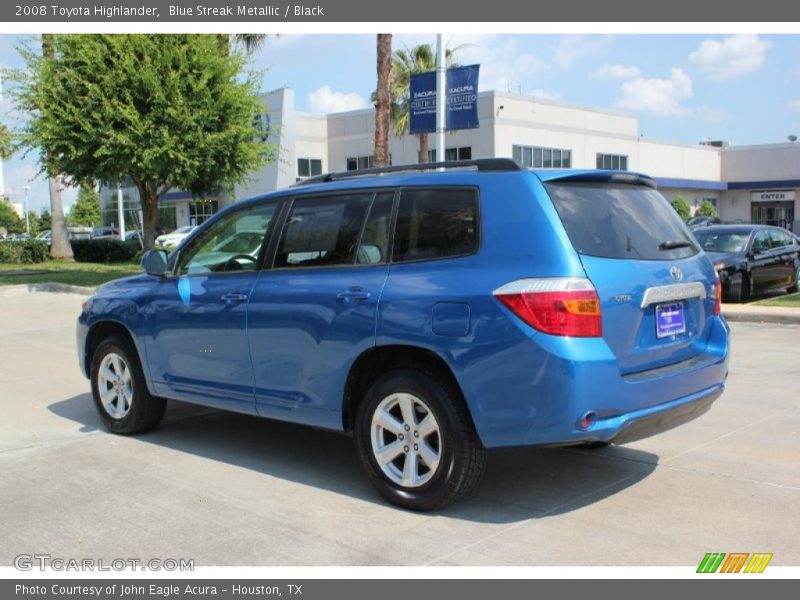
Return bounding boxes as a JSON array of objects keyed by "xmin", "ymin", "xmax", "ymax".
[{"xmin": 141, "ymin": 249, "xmax": 168, "ymax": 276}]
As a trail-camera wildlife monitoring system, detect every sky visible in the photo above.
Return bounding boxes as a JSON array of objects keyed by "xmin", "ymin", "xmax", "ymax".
[{"xmin": 2, "ymin": 33, "xmax": 800, "ymax": 214}]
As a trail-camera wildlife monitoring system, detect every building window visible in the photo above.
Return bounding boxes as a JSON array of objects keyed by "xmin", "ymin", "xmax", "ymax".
[
  {"xmin": 253, "ymin": 113, "xmax": 271, "ymax": 141},
  {"xmin": 189, "ymin": 200, "xmax": 219, "ymax": 227},
  {"xmin": 513, "ymin": 145, "xmax": 572, "ymax": 169},
  {"xmin": 346, "ymin": 156, "xmax": 376, "ymax": 171},
  {"xmin": 596, "ymin": 153, "xmax": 628, "ymax": 170},
  {"xmin": 428, "ymin": 147, "xmax": 473, "ymax": 162},
  {"xmin": 297, "ymin": 158, "xmax": 323, "ymax": 178}
]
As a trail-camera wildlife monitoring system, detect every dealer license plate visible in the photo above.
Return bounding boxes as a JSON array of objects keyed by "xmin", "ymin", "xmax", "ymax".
[{"xmin": 655, "ymin": 302, "xmax": 686, "ymax": 338}]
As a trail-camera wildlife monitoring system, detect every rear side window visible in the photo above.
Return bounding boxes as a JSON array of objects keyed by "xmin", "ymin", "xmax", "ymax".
[
  {"xmin": 274, "ymin": 194, "xmax": 372, "ymax": 268},
  {"xmin": 393, "ymin": 189, "xmax": 478, "ymax": 263},
  {"xmin": 545, "ymin": 182, "xmax": 699, "ymax": 260},
  {"xmin": 768, "ymin": 229, "xmax": 791, "ymax": 249}
]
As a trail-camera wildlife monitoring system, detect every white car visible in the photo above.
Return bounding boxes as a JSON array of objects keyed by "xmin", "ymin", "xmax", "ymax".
[{"xmin": 155, "ymin": 226, "xmax": 197, "ymax": 248}]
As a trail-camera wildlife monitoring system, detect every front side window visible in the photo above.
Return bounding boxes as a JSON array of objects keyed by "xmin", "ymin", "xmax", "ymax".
[
  {"xmin": 751, "ymin": 231, "xmax": 771, "ymax": 254},
  {"xmin": 393, "ymin": 189, "xmax": 479, "ymax": 262},
  {"xmin": 274, "ymin": 194, "xmax": 373, "ymax": 268},
  {"xmin": 177, "ymin": 203, "xmax": 276, "ymax": 275}
]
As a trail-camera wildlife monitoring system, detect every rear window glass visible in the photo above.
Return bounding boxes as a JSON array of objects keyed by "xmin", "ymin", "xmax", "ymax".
[
  {"xmin": 545, "ymin": 182, "xmax": 699, "ymax": 260},
  {"xmin": 693, "ymin": 231, "xmax": 750, "ymax": 253},
  {"xmin": 393, "ymin": 189, "xmax": 478, "ymax": 263}
]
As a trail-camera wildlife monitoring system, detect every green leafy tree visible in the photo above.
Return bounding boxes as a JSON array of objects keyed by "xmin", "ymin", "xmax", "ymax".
[
  {"xmin": 42, "ymin": 34, "xmax": 74, "ymax": 260},
  {"xmin": 696, "ymin": 199, "xmax": 718, "ymax": 218},
  {"xmin": 0, "ymin": 123, "xmax": 12, "ymax": 160},
  {"xmin": 38, "ymin": 209, "xmax": 51, "ymax": 231},
  {"xmin": 382, "ymin": 44, "xmax": 458, "ymax": 163},
  {"xmin": 13, "ymin": 34, "xmax": 274, "ymax": 249},
  {"xmin": 0, "ymin": 200, "xmax": 24, "ymax": 234},
  {"xmin": 670, "ymin": 196, "xmax": 692, "ymax": 222},
  {"xmin": 26, "ymin": 210, "xmax": 40, "ymax": 236},
  {"xmin": 68, "ymin": 185, "xmax": 101, "ymax": 227}
]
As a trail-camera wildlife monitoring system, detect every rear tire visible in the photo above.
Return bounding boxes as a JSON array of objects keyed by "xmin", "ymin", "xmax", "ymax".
[
  {"xmin": 354, "ymin": 368, "xmax": 486, "ymax": 511},
  {"xmin": 90, "ymin": 335, "xmax": 166, "ymax": 435}
]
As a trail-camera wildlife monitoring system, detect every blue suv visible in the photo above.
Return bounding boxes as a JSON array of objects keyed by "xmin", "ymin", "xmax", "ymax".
[{"xmin": 77, "ymin": 159, "xmax": 729, "ymax": 510}]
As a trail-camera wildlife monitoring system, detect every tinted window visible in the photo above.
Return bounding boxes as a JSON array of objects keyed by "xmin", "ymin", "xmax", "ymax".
[
  {"xmin": 768, "ymin": 229, "xmax": 791, "ymax": 249},
  {"xmin": 752, "ymin": 231, "xmax": 771, "ymax": 254},
  {"xmin": 177, "ymin": 203, "xmax": 275, "ymax": 275},
  {"xmin": 275, "ymin": 194, "xmax": 371, "ymax": 268},
  {"xmin": 393, "ymin": 189, "xmax": 478, "ymax": 262},
  {"xmin": 545, "ymin": 182, "xmax": 699, "ymax": 260},
  {"xmin": 357, "ymin": 193, "xmax": 394, "ymax": 265}
]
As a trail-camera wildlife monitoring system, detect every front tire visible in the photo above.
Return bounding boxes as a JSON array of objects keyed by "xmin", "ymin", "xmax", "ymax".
[
  {"xmin": 354, "ymin": 368, "xmax": 486, "ymax": 511},
  {"xmin": 725, "ymin": 272, "xmax": 749, "ymax": 303},
  {"xmin": 90, "ymin": 335, "xmax": 166, "ymax": 434}
]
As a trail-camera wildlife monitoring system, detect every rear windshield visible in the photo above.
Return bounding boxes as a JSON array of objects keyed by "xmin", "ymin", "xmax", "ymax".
[
  {"xmin": 692, "ymin": 231, "xmax": 750, "ymax": 253},
  {"xmin": 545, "ymin": 182, "xmax": 699, "ymax": 260}
]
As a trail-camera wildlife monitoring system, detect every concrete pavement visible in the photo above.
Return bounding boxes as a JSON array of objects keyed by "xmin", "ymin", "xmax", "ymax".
[{"xmin": 0, "ymin": 288, "xmax": 798, "ymax": 566}]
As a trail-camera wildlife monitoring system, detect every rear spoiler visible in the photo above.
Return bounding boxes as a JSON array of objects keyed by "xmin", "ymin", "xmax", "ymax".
[{"xmin": 540, "ymin": 171, "xmax": 657, "ymax": 189}]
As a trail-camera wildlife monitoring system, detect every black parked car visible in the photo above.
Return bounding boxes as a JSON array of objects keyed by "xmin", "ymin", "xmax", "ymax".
[
  {"xmin": 687, "ymin": 216, "xmax": 723, "ymax": 229},
  {"xmin": 693, "ymin": 225, "xmax": 800, "ymax": 302}
]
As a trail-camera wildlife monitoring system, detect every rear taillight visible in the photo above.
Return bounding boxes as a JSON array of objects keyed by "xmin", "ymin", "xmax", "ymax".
[
  {"xmin": 493, "ymin": 278, "xmax": 602, "ymax": 337},
  {"xmin": 714, "ymin": 276, "xmax": 722, "ymax": 316}
]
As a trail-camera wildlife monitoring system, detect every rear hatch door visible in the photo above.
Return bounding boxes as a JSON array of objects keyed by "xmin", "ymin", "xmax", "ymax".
[{"xmin": 542, "ymin": 173, "xmax": 718, "ymax": 374}]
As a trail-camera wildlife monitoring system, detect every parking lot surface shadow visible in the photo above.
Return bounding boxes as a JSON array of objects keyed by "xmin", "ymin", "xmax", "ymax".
[{"xmin": 48, "ymin": 393, "xmax": 657, "ymax": 524}]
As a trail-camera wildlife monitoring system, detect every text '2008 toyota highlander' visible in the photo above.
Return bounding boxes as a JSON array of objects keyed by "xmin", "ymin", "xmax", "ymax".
[{"xmin": 77, "ymin": 159, "xmax": 729, "ymax": 510}]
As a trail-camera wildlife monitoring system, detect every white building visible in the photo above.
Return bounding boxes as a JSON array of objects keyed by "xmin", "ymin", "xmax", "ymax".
[{"xmin": 104, "ymin": 87, "xmax": 800, "ymax": 233}]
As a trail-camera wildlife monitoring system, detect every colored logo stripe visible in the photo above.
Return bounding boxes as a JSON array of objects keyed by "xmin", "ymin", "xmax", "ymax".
[
  {"xmin": 697, "ymin": 553, "xmax": 726, "ymax": 573},
  {"xmin": 720, "ymin": 553, "xmax": 749, "ymax": 573},
  {"xmin": 697, "ymin": 552, "xmax": 773, "ymax": 573},
  {"xmin": 744, "ymin": 553, "xmax": 773, "ymax": 573}
]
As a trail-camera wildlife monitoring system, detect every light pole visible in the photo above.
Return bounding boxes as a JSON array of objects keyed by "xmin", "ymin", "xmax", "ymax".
[{"xmin": 22, "ymin": 185, "xmax": 30, "ymax": 236}]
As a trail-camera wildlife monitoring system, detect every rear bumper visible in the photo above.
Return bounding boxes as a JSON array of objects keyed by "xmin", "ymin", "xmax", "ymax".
[
  {"xmin": 608, "ymin": 385, "xmax": 722, "ymax": 445},
  {"xmin": 459, "ymin": 315, "xmax": 730, "ymax": 448}
]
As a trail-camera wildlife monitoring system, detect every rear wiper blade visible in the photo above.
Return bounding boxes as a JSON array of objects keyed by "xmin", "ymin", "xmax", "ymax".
[{"xmin": 658, "ymin": 240, "xmax": 693, "ymax": 251}]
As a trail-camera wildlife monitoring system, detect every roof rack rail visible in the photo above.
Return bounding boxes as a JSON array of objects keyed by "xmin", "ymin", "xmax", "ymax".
[{"xmin": 292, "ymin": 158, "xmax": 521, "ymax": 187}]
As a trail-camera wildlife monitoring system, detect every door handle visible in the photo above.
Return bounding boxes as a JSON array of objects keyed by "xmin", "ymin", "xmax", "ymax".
[
  {"xmin": 336, "ymin": 288, "xmax": 371, "ymax": 304},
  {"xmin": 221, "ymin": 291, "xmax": 249, "ymax": 305}
]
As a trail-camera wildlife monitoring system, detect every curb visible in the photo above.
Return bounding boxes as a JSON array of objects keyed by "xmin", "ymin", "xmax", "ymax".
[
  {"xmin": 0, "ymin": 283, "xmax": 95, "ymax": 296},
  {"xmin": 722, "ymin": 306, "xmax": 800, "ymax": 325}
]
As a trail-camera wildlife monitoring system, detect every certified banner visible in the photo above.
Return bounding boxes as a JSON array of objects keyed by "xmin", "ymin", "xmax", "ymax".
[{"xmin": 409, "ymin": 64, "xmax": 480, "ymax": 134}]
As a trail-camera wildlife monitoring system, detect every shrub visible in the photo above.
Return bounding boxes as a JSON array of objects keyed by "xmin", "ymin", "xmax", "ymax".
[
  {"xmin": 0, "ymin": 240, "xmax": 50, "ymax": 264},
  {"xmin": 670, "ymin": 196, "xmax": 692, "ymax": 221},
  {"xmin": 696, "ymin": 200, "xmax": 718, "ymax": 218},
  {"xmin": 70, "ymin": 239, "xmax": 140, "ymax": 263}
]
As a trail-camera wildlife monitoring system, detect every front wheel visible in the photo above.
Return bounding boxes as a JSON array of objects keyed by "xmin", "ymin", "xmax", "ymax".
[
  {"xmin": 354, "ymin": 369, "xmax": 486, "ymax": 511},
  {"xmin": 725, "ymin": 272, "xmax": 749, "ymax": 303},
  {"xmin": 90, "ymin": 335, "xmax": 166, "ymax": 434}
]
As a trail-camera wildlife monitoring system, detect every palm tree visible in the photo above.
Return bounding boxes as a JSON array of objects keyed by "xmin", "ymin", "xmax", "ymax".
[
  {"xmin": 217, "ymin": 34, "xmax": 268, "ymax": 55},
  {"xmin": 390, "ymin": 44, "xmax": 458, "ymax": 163},
  {"xmin": 374, "ymin": 34, "xmax": 392, "ymax": 168},
  {"xmin": 41, "ymin": 35, "xmax": 73, "ymax": 260}
]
